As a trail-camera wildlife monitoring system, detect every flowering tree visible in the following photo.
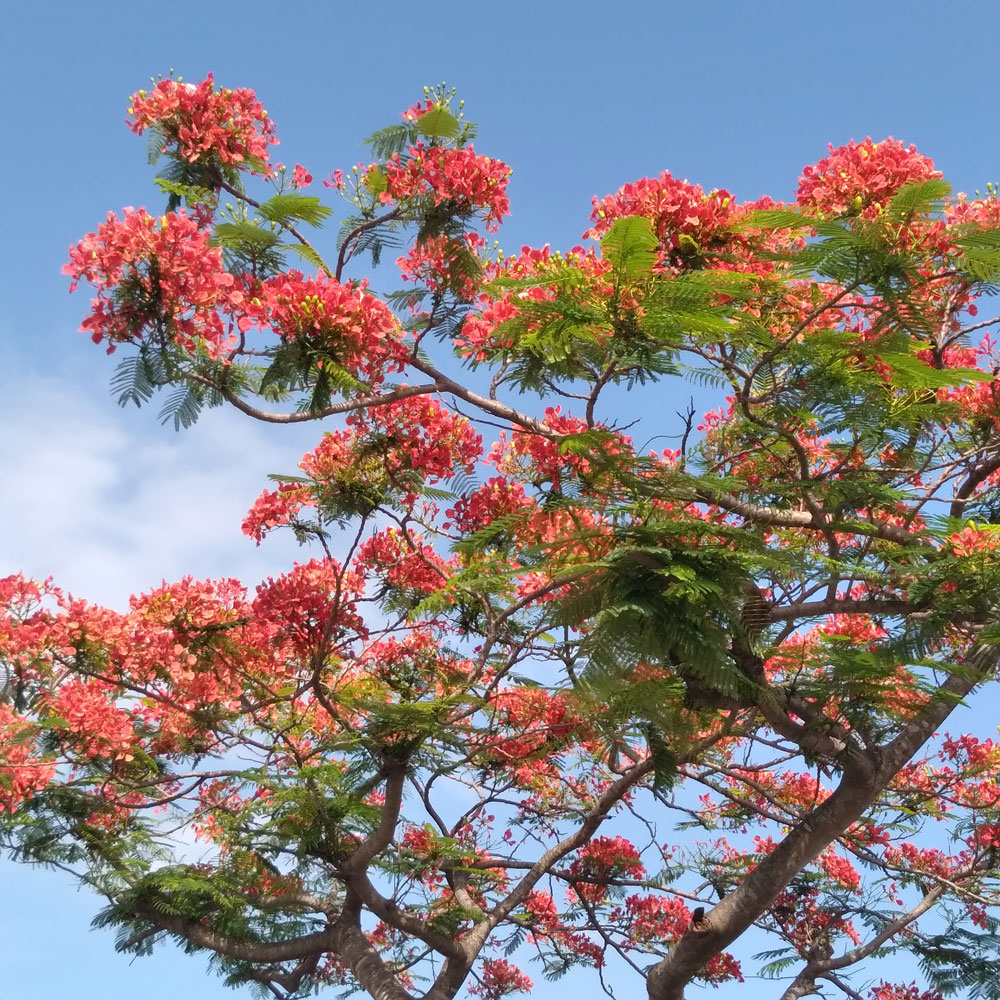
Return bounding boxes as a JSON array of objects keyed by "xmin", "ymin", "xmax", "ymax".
[{"xmin": 7, "ymin": 75, "xmax": 1000, "ymax": 1000}]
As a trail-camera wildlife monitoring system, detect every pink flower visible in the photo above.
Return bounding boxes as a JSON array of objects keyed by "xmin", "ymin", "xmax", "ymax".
[
  {"xmin": 797, "ymin": 137, "xmax": 940, "ymax": 217},
  {"xmin": 377, "ymin": 143, "xmax": 512, "ymax": 231},
  {"xmin": 240, "ymin": 270, "xmax": 406, "ymax": 383},
  {"xmin": 127, "ymin": 74, "xmax": 278, "ymax": 174},
  {"xmin": 291, "ymin": 163, "xmax": 312, "ymax": 188},
  {"xmin": 64, "ymin": 208, "xmax": 241, "ymax": 357},
  {"xmin": 323, "ymin": 169, "xmax": 345, "ymax": 190},
  {"xmin": 469, "ymin": 959, "xmax": 533, "ymax": 1000}
]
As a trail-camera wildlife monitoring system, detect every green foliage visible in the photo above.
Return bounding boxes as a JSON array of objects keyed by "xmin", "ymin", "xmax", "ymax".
[
  {"xmin": 952, "ymin": 227, "xmax": 1000, "ymax": 282},
  {"xmin": 885, "ymin": 177, "xmax": 952, "ymax": 222},
  {"xmin": 110, "ymin": 349, "xmax": 164, "ymax": 409},
  {"xmin": 256, "ymin": 192, "xmax": 334, "ymax": 228},
  {"xmin": 880, "ymin": 352, "xmax": 992, "ymax": 389},
  {"xmin": 416, "ymin": 106, "xmax": 461, "ymax": 140},
  {"xmin": 157, "ymin": 378, "xmax": 223, "ymax": 430},
  {"xmin": 211, "ymin": 220, "xmax": 281, "ymax": 251},
  {"xmin": 600, "ymin": 215, "xmax": 658, "ymax": 277},
  {"xmin": 916, "ymin": 919, "xmax": 1000, "ymax": 999},
  {"xmin": 568, "ymin": 521, "xmax": 762, "ymax": 710}
]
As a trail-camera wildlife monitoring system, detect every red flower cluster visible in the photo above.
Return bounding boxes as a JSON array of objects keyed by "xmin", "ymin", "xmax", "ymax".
[
  {"xmin": 241, "ymin": 271, "xmax": 406, "ymax": 383},
  {"xmin": 456, "ymin": 297, "xmax": 521, "ymax": 361},
  {"xmin": 869, "ymin": 983, "xmax": 943, "ymax": 1000},
  {"xmin": 586, "ymin": 170, "xmax": 737, "ymax": 247},
  {"xmin": 456, "ymin": 243, "xmax": 618, "ymax": 359},
  {"xmin": 0, "ymin": 703, "xmax": 55, "ymax": 813},
  {"xmin": 364, "ymin": 395, "xmax": 483, "ymax": 481},
  {"xmin": 624, "ymin": 893, "xmax": 690, "ymax": 941},
  {"xmin": 468, "ymin": 959, "xmax": 533, "ymax": 1000},
  {"xmin": 817, "ymin": 849, "xmax": 861, "ymax": 889},
  {"xmin": 64, "ymin": 208, "xmax": 241, "ymax": 356},
  {"xmin": 355, "ymin": 528, "xmax": 451, "ymax": 594},
  {"xmin": 491, "ymin": 407, "xmax": 631, "ymax": 488},
  {"xmin": 445, "ymin": 477, "xmax": 531, "ymax": 533},
  {"xmin": 46, "ymin": 678, "xmax": 136, "ymax": 761},
  {"xmin": 622, "ymin": 895, "xmax": 743, "ymax": 981},
  {"xmin": 241, "ymin": 483, "xmax": 309, "ymax": 543},
  {"xmin": 569, "ymin": 835, "xmax": 645, "ymax": 903},
  {"xmin": 797, "ymin": 137, "xmax": 940, "ymax": 217},
  {"xmin": 252, "ymin": 559, "xmax": 365, "ymax": 656},
  {"xmin": 949, "ymin": 523, "xmax": 1000, "ymax": 557},
  {"xmin": 243, "ymin": 400, "xmax": 480, "ymax": 544},
  {"xmin": 486, "ymin": 687, "xmax": 579, "ymax": 763},
  {"xmin": 396, "ymin": 232, "xmax": 485, "ymax": 300},
  {"xmin": 127, "ymin": 74, "xmax": 278, "ymax": 173},
  {"xmin": 379, "ymin": 143, "xmax": 512, "ymax": 231}
]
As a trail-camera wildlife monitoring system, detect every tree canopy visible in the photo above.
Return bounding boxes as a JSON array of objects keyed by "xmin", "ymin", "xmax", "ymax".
[{"xmin": 6, "ymin": 75, "xmax": 1000, "ymax": 1000}]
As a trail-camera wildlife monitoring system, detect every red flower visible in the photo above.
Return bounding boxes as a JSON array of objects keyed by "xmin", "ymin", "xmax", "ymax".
[
  {"xmin": 378, "ymin": 143, "xmax": 512, "ymax": 231},
  {"xmin": 242, "ymin": 271, "xmax": 406, "ymax": 384},
  {"xmin": 64, "ymin": 208, "xmax": 242, "ymax": 357},
  {"xmin": 797, "ymin": 137, "xmax": 940, "ymax": 217},
  {"xmin": 128, "ymin": 74, "xmax": 278, "ymax": 174},
  {"xmin": 469, "ymin": 959, "xmax": 533, "ymax": 1000},
  {"xmin": 0, "ymin": 704, "xmax": 55, "ymax": 813}
]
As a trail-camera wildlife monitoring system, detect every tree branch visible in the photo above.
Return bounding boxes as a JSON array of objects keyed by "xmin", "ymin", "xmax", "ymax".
[
  {"xmin": 187, "ymin": 372, "xmax": 439, "ymax": 423},
  {"xmin": 645, "ymin": 642, "xmax": 1000, "ymax": 1000}
]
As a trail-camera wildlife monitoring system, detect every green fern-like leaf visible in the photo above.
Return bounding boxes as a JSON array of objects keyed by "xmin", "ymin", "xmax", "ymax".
[
  {"xmin": 601, "ymin": 215, "xmax": 658, "ymax": 277},
  {"xmin": 256, "ymin": 193, "xmax": 333, "ymax": 228}
]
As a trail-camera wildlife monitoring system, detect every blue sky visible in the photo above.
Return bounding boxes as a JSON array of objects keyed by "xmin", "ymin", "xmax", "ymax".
[{"xmin": 3, "ymin": 1, "xmax": 1000, "ymax": 997}]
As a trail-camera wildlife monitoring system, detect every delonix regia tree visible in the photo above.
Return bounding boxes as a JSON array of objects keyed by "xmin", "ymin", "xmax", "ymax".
[{"xmin": 7, "ymin": 76, "xmax": 1000, "ymax": 1000}]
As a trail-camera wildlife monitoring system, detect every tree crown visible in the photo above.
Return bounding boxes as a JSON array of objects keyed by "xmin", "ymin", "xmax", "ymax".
[{"xmin": 5, "ymin": 75, "xmax": 1000, "ymax": 1000}]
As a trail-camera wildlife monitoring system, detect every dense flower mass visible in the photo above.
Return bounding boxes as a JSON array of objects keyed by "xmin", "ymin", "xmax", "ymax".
[
  {"xmin": 396, "ymin": 232, "xmax": 485, "ymax": 300},
  {"xmin": 363, "ymin": 395, "xmax": 483, "ymax": 480},
  {"xmin": 63, "ymin": 208, "xmax": 240, "ymax": 356},
  {"xmin": 0, "ymin": 701, "xmax": 56, "ymax": 813},
  {"xmin": 241, "ymin": 271, "xmax": 407, "ymax": 382},
  {"xmin": 467, "ymin": 959, "xmax": 533, "ymax": 1000},
  {"xmin": 587, "ymin": 169, "xmax": 738, "ymax": 245},
  {"xmin": 355, "ymin": 528, "xmax": 452, "ymax": 594},
  {"xmin": 796, "ymin": 137, "xmax": 940, "ymax": 216},
  {"xmin": 127, "ymin": 73, "xmax": 278, "ymax": 172},
  {"xmin": 379, "ymin": 143, "xmax": 512, "ymax": 230}
]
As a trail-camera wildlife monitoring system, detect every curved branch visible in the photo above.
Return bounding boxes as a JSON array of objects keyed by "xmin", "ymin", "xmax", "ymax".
[
  {"xmin": 218, "ymin": 179, "xmax": 332, "ymax": 277},
  {"xmin": 345, "ymin": 763, "xmax": 407, "ymax": 873},
  {"xmin": 408, "ymin": 358, "xmax": 551, "ymax": 434},
  {"xmin": 815, "ymin": 882, "xmax": 944, "ymax": 972},
  {"xmin": 768, "ymin": 597, "xmax": 918, "ymax": 624},
  {"xmin": 951, "ymin": 451, "xmax": 1000, "ymax": 518},
  {"xmin": 336, "ymin": 209, "xmax": 402, "ymax": 282},
  {"xmin": 187, "ymin": 373, "xmax": 439, "ymax": 423}
]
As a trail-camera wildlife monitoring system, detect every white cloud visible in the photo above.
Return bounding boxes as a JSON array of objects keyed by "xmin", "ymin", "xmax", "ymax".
[{"xmin": 0, "ymin": 370, "xmax": 322, "ymax": 609}]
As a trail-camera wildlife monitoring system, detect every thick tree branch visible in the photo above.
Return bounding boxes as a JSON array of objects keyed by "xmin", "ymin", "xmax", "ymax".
[
  {"xmin": 646, "ymin": 641, "xmax": 1000, "ymax": 1000},
  {"xmin": 345, "ymin": 763, "xmax": 407, "ymax": 873},
  {"xmin": 706, "ymin": 492, "xmax": 921, "ymax": 546},
  {"xmin": 134, "ymin": 908, "xmax": 337, "ymax": 964},
  {"xmin": 767, "ymin": 597, "xmax": 918, "ymax": 624}
]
